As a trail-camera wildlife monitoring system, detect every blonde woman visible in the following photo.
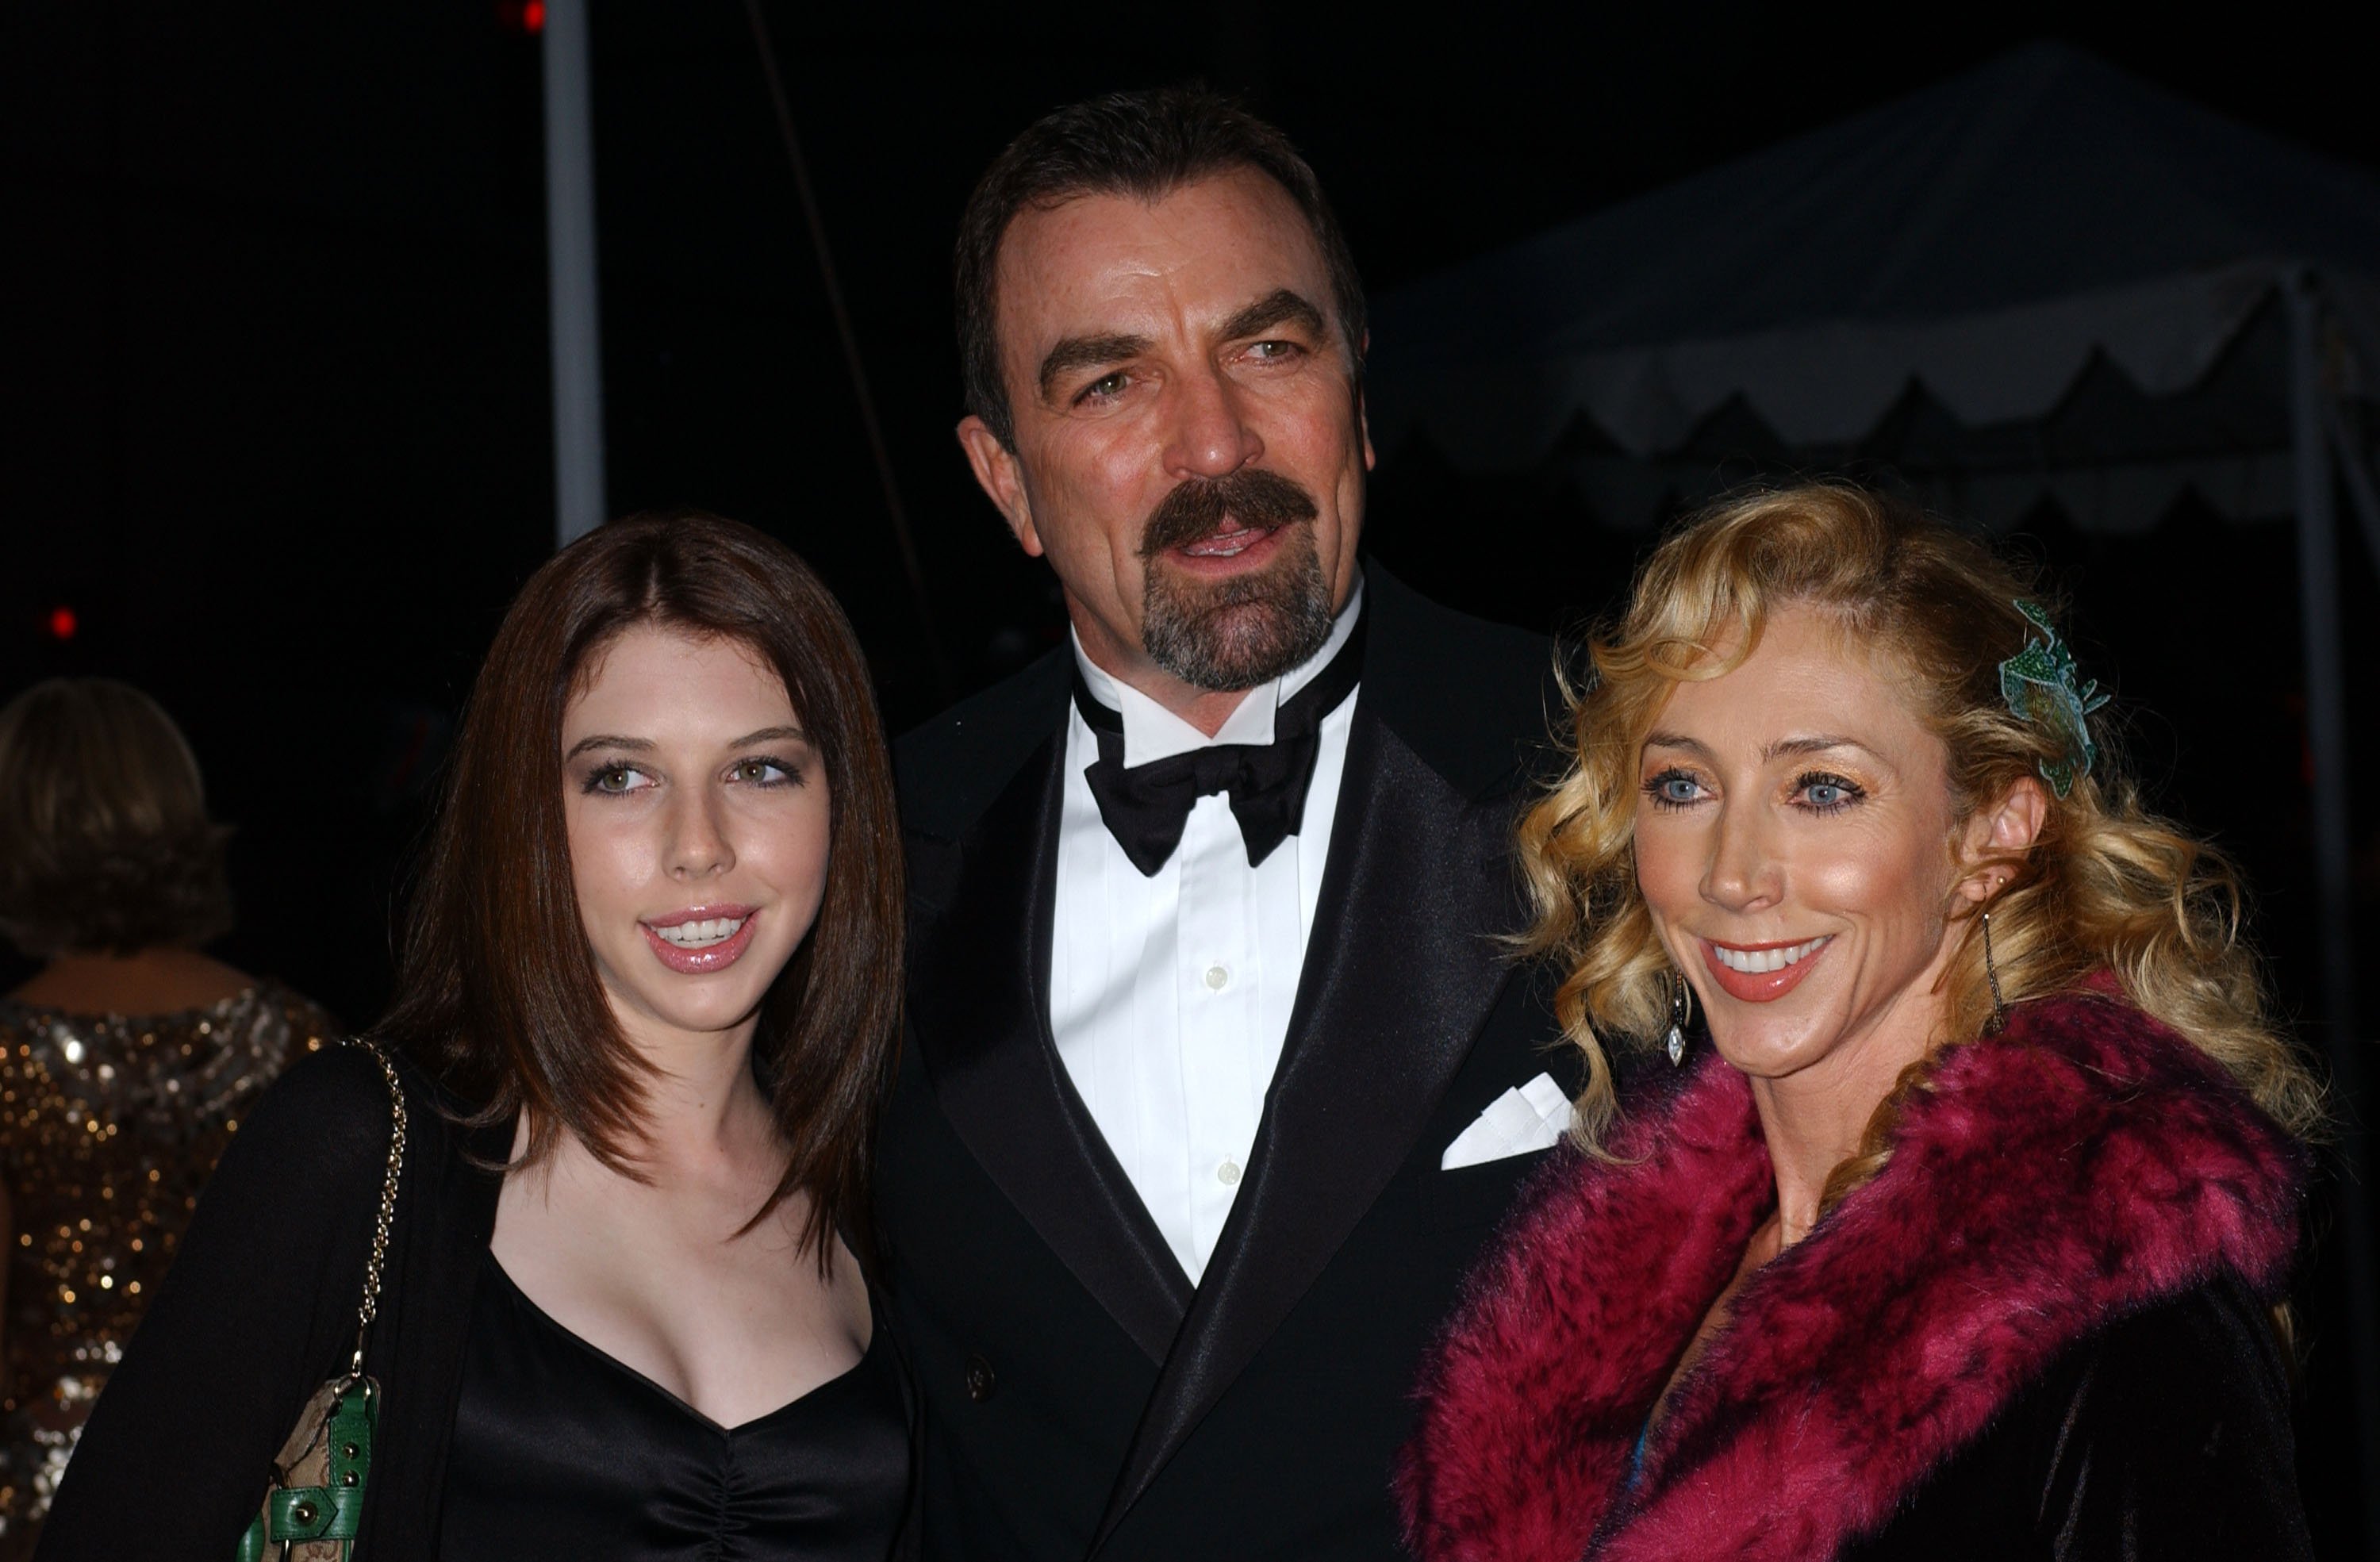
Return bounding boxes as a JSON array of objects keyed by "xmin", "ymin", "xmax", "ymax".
[{"xmin": 1399, "ymin": 484, "xmax": 2319, "ymax": 1561}]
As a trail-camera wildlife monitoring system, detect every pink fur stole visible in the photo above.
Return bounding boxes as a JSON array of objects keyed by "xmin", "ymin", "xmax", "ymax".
[{"xmin": 1399, "ymin": 991, "xmax": 2305, "ymax": 1562}]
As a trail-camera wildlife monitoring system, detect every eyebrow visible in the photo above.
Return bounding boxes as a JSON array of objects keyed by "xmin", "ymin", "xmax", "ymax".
[
  {"xmin": 563, "ymin": 724, "xmax": 807, "ymax": 761},
  {"xmin": 1216, "ymin": 287, "xmax": 1326, "ymax": 344},
  {"xmin": 729, "ymin": 724, "xmax": 809, "ymax": 748},
  {"xmin": 1032, "ymin": 289, "xmax": 1330, "ymax": 404},
  {"xmin": 565, "ymin": 733, "xmax": 652, "ymax": 759},
  {"xmin": 1641, "ymin": 731, "xmax": 1887, "ymax": 765},
  {"xmin": 1038, "ymin": 332, "xmax": 1152, "ymax": 401},
  {"xmin": 1764, "ymin": 735, "xmax": 1883, "ymax": 763}
]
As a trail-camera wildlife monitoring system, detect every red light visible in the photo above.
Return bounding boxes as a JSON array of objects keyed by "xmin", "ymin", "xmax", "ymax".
[
  {"xmin": 524, "ymin": 0, "xmax": 545, "ymax": 31},
  {"xmin": 499, "ymin": 0, "xmax": 543, "ymax": 33},
  {"xmin": 47, "ymin": 606, "xmax": 77, "ymax": 641}
]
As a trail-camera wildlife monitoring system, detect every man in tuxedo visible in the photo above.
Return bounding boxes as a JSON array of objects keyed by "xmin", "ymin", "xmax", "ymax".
[{"xmin": 879, "ymin": 86, "xmax": 1581, "ymax": 1560}]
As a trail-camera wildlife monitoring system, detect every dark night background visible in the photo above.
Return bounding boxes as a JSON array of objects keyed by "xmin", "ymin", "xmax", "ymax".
[{"xmin": 5, "ymin": 2, "xmax": 2378, "ymax": 1552}]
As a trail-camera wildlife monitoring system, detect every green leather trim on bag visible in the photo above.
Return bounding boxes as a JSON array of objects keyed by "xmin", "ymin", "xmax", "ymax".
[
  {"xmin": 235, "ymin": 1376, "xmax": 376, "ymax": 1558},
  {"xmin": 320, "ymin": 1379, "xmax": 377, "ymax": 1499},
  {"xmin": 267, "ymin": 1482, "xmax": 366, "ymax": 1540}
]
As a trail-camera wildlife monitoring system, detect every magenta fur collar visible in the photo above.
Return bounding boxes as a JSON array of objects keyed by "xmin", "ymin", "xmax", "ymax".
[{"xmin": 1399, "ymin": 991, "xmax": 2305, "ymax": 1562}]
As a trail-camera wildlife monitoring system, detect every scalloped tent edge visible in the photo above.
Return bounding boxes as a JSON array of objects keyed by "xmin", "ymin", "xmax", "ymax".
[{"xmin": 1366, "ymin": 43, "xmax": 2380, "ymax": 531}]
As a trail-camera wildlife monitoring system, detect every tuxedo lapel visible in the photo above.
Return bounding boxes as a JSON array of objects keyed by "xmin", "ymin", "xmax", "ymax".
[
  {"xmin": 907, "ymin": 732, "xmax": 1195, "ymax": 1365},
  {"xmin": 1092, "ymin": 697, "xmax": 1522, "ymax": 1547}
]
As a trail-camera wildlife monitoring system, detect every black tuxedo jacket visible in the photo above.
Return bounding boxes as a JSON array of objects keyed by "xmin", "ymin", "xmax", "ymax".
[{"xmin": 878, "ymin": 566, "xmax": 1580, "ymax": 1560}]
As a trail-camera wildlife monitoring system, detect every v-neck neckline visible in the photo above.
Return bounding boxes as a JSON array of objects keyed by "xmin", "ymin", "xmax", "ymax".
[{"xmin": 480, "ymin": 1253, "xmax": 874, "ymax": 1435}]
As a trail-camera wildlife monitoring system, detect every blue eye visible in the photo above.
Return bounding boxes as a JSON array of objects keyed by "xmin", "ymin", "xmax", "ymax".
[
  {"xmin": 1796, "ymin": 772, "xmax": 1865, "ymax": 813},
  {"xmin": 1643, "ymin": 769, "xmax": 1705, "ymax": 809}
]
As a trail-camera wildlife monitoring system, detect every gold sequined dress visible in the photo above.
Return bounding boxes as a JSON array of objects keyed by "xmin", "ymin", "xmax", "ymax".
[{"xmin": 0, "ymin": 983, "xmax": 336, "ymax": 1554}]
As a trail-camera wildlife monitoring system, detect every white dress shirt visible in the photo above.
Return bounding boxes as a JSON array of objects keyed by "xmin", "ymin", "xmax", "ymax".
[{"xmin": 1050, "ymin": 578, "xmax": 1365, "ymax": 1284}]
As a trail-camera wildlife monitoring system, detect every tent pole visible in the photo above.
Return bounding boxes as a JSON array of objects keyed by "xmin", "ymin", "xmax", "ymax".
[
  {"xmin": 2325, "ymin": 398, "xmax": 2380, "ymax": 583},
  {"xmin": 543, "ymin": 0, "xmax": 606, "ymax": 548},
  {"xmin": 740, "ymin": 0, "xmax": 949, "ymax": 697},
  {"xmin": 2286, "ymin": 267, "xmax": 2380, "ymax": 1556}
]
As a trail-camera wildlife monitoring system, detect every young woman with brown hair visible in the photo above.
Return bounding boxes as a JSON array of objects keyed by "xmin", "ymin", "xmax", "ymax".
[{"xmin": 39, "ymin": 514, "xmax": 911, "ymax": 1560}]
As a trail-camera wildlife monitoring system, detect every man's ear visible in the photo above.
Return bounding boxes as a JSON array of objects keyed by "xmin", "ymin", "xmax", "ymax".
[
  {"xmin": 956, "ymin": 414, "xmax": 1042, "ymax": 556},
  {"xmin": 1356, "ymin": 330, "xmax": 1376, "ymax": 473},
  {"xmin": 1956, "ymin": 775, "xmax": 2051, "ymax": 903}
]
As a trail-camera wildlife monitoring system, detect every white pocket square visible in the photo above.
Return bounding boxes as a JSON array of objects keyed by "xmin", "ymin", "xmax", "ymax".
[{"xmin": 1440, "ymin": 1072, "xmax": 1575, "ymax": 1169}]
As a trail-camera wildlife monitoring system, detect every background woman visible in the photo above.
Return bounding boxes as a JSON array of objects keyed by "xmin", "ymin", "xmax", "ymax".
[
  {"xmin": 0, "ymin": 679, "xmax": 334, "ymax": 1558},
  {"xmin": 1400, "ymin": 483, "xmax": 2320, "ymax": 1560},
  {"xmin": 38, "ymin": 513, "xmax": 909, "ymax": 1559}
]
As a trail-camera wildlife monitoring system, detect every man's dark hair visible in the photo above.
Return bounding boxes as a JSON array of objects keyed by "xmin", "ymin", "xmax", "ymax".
[{"xmin": 955, "ymin": 86, "xmax": 1367, "ymax": 450}]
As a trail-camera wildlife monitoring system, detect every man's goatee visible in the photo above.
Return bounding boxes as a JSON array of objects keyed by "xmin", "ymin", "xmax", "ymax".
[{"xmin": 1138, "ymin": 469, "xmax": 1335, "ymax": 692}]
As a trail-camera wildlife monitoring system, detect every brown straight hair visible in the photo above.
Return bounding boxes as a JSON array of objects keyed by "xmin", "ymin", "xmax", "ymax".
[{"xmin": 383, "ymin": 512, "xmax": 903, "ymax": 1267}]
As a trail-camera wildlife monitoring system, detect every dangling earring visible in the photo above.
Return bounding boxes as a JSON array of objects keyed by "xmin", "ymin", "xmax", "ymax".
[
  {"xmin": 1665, "ymin": 974, "xmax": 1692, "ymax": 1067},
  {"xmin": 1981, "ymin": 894, "xmax": 2010, "ymax": 1036}
]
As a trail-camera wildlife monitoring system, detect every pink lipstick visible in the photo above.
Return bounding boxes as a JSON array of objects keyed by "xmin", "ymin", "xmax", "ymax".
[
  {"xmin": 640, "ymin": 904, "xmax": 759, "ymax": 975},
  {"xmin": 1699, "ymin": 935, "xmax": 1833, "ymax": 1004}
]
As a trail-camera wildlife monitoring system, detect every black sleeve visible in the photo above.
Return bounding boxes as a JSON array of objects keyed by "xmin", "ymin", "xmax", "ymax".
[
  {"xmin": 36, "ymin": 1046, "xmax": 397, "ymax": 1561},
  {"xmin": 2036, "ymin": 1274, "xmax": 2315, "ymax": 1562}
]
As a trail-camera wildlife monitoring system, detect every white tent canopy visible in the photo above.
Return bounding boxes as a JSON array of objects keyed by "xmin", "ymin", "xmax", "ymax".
[{"xmin": 1368, "ymin": 43, "xmax": 2380, "ymax": 534}]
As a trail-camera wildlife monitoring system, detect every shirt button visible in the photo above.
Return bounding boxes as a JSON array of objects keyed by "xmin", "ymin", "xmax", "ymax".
[
  {"xmin": 1203, "ymin": 965, "xmax": 1230, "ymax": 991},
  {"xmin": 1217, "ymin": 1160, "xmax": 1242, "ymax": 1186},
  {"xmin": 965, "ymin": 1354, "xmax": 996, "ymax": 1402}
]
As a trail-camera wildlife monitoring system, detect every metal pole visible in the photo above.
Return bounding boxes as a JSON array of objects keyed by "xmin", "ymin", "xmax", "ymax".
[
  {"xmin": 2286, "ymin": 266, "xmax": 2380, "ymax": 1559},
  {"xmin": 543, "ymin": 0, "xmax": 606, "ymax": 547},
  {"xmin": 741, "ymin": 0, "xmax": 950, "ymax": 697},
  {"xmin": 2326, "ymin": 397, "xmax": 2380, "ymax": 584}
]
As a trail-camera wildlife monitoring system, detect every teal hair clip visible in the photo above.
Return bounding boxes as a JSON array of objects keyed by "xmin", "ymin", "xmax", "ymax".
[{"xmin": 1998, "ymin": 600, "xmax": 2109, "ymax": 799}]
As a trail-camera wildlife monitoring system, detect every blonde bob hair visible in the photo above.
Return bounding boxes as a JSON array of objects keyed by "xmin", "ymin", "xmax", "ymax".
[{"xmin": 1518, "ymin": 482, "xmax": 2323, "ymax": 1183}]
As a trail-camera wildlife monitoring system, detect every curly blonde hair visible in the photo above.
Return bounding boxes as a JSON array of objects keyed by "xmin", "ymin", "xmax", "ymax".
[{"xmin": 1518, "ymin": 482, "xmax": 2324, "ymax": 1192}]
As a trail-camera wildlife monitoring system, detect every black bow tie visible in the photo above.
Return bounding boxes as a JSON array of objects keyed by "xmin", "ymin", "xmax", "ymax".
[{"xmin": 1073, "ymin": 616, "xmax": 1366, "ymax": 878}]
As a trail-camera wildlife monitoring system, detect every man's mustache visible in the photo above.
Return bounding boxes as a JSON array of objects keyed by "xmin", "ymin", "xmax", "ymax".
[{"xmin": 1138, "ymin": 468, "xmax": 1319, "ymax": 559}]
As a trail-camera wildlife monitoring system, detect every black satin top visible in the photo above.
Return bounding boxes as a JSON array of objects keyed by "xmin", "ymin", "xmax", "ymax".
[{"xmin": 439, "ymin": 1255, "xmax": 909, "ymax": 1561}]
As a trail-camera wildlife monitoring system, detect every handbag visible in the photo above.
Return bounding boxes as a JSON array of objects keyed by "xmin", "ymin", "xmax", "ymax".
[{"xmin": 235, "ymin": 1040, "xmax": 409, "ymax": 1562}]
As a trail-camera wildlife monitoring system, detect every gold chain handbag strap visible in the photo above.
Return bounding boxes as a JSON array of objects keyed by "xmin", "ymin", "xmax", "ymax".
[
  {"xmin": 347, "ymin": 1040, "xmax": 408, "ymax": 1377},
  {"xmin": 235, "ymin": 1042, "xmax": 409, "ymax": 1560}
]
